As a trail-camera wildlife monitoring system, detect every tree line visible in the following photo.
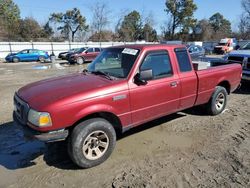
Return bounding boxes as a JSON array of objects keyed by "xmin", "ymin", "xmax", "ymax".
[{"xmin": 0, "ymin": 0, "xmax": 249, "ymax": 42}]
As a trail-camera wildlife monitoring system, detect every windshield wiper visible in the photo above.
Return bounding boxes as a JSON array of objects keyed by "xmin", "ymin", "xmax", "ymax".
[{"xmin": 91, "ymin": 70, "xmax": 113, "ymax": 80}]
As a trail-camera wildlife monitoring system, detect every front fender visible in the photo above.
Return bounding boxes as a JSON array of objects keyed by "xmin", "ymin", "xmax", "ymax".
[{"xmin": 74, "ymin": 104, "xmax": 118, "ymax": 122}]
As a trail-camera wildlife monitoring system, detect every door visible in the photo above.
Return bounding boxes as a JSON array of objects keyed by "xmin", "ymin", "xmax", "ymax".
[
  {"xmin": 174, "ymin": 48, "xmax": 198, "ymax": 110},
  {"xmin": 129, "ymin": 50, "xmax": 181, "ymax": 126},
  {"xmin": 18, "ymin": 50, "xmax": 29, "ymax": 61},
  {"xmin": 84, "ymin": 48, "xmax": 95, "ymax": 61},
  {"xmin": 28, "ymin": 49, "xmax": 39, "ymax": 61}
]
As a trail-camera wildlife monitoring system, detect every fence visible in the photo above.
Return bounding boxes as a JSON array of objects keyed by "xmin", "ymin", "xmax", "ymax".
[
  {"xmin": 0, "ymin": 41, "xmax": 156, "ymax": 58},
  {"xmin": 1, "ymin": 40, "xmax": 249, "ymax": 59}
]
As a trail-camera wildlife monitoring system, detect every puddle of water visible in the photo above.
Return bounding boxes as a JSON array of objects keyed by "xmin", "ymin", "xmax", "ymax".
[
  {"xmin": 32, "ymin": 65, "xmax": 50, "ymax": 70},
  {"xmin": 32, "ymin": 63, "xmax": 65, "ymax": 70}
]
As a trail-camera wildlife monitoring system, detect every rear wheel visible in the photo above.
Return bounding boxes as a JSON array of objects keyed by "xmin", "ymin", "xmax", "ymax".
[
  {"xmin": 38, "ymin": 56, "xmax": 45, "ymax": 63},
  {"xmin": 13, "ymin": 57, "xmax": 19, "ymax": 63},
  {"xmin": 68, "ymin": 118, "xmax": 116, "ymax": 168},
  {"xmin": 207, "ymin": 86, "xmax": 227, "ymax": 115},
  {"xmin": 76, "ymin": 57, "xmax": 85, "ymax": 65}
]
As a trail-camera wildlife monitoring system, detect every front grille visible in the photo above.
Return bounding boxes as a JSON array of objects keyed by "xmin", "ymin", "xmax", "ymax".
[
  {"xmin": 228, "ymin": 56, "xmax": 244, "ymax": 64},
  {"xmin": 214, "ymin": 48, "xmax": 224, "ymax": 54},
  {"xmin": 14, "ymin": 93, "xmax": 29, "ymax": 124},
  {"xmin": 247, "ymin": 63, "xmax": 250, "ymax": 69},
  {"xmin": 244, "ymin": 61, "xmax": 250, "ymax": 70}
]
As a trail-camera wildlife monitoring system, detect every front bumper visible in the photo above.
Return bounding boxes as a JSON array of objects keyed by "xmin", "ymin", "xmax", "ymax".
[
  {"xmin": 13, "ymin": 112, "xmax": 69, "ymax": 142},
  {"xmin": 5, "ymin": 57, "xmax": 12, "ymax": 62},
  {"xmin": 68, "ymin": 57, "xmax": 77, "ymax": 63}
]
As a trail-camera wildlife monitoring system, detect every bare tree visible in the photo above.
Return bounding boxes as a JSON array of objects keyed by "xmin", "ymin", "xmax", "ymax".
[
  {"xmin": 239, "ymin": 14, "xmax": 250, "ymax": 39},
  {"xmin": 242, "ymin": 0, "xmax": 250, "ymax": 15},
  {"xmin": 142, "ymin": 12, "xmax": 157, "ymax": 41},
  {"xmin": 91, "ymin": 1, "xmax": 110, "ymax": 42},
  {"xmin": 161, "ymin": 19, "xmax": 172, "ymax": 40},
  {"xmin": 115, "ymin": 10, "xmax": 128, "ymax": 29},
  {"xmin": 194, "ymin": 19, "xmax": 213, "ymax": 41},
  {"xmin": 238, "ymin": 0, "xmax": 250, "ymax": 39}
]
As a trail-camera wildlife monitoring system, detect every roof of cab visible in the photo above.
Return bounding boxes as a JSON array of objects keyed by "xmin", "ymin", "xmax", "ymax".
[{"xmin": 108, "ymin": 44, "xmax": 186, "ymax": 50}]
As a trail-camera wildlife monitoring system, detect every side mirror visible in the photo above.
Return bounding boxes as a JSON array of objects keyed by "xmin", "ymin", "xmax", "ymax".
[{"xmin": 134, "ymin": 69, "xmax": 153, "ymax": 85}]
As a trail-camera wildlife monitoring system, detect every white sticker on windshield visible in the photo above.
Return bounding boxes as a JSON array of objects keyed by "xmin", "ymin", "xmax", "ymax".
[{"xmin": 122, "ymin": 48, "xmax": 138, "ymax": 55}]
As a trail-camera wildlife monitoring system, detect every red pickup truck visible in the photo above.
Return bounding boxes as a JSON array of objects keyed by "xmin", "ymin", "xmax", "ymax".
[{"xmin": 13, "ymin": 44, "xmax": 241, "ymax": 168}]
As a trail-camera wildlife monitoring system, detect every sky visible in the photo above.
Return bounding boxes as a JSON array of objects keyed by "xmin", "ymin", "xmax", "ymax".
[{"xmin": 13, "ymin": 0, "xmax": 243, "ymax": 32}]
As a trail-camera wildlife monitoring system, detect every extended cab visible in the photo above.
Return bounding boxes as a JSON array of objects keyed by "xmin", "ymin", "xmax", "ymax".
[{"xmin": 13, "ymin": 44, "xmax": 242, "ymax": 168}]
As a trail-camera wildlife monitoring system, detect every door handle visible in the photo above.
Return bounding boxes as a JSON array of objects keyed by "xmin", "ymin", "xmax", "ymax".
[{"xmin": 170, "ymin": 81, "xmax": 178, "ymax": 87}]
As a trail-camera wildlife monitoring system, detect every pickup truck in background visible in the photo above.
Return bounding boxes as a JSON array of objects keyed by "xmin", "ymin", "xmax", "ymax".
[
  {"xmin": 226, "ymin": 42, "xmax": 250, "ymax": 82},
  {"xmin": 13, "ymin": 44, "xmax": 242, "ymax": 168},
  {"xmin": 213, "ymin": 38, "xmax": 237, "ymax": 54}
]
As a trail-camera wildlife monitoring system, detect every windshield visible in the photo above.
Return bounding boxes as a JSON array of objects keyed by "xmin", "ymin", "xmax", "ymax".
[
  {"xmin": 88, "ymin": 48, "xmax": 140, "ymax": 78},
  {"xmin": 77, "ymin": 48, "xmax": 86, "ymax": 53},
  {"xmin": 241, "ymin": 43, "xmax": 250, "ymax": 50},
  {"xmin": 69, "ymin": 48, "xmax": 79, "ymax": 52},
  {"xmin": 218, "ymin": 43, "xmax": 227, "ymax": 46}
]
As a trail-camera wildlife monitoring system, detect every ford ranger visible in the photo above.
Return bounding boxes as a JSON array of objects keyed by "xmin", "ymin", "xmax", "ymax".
[{"xmin": 13, "ymin": 44, "xmax": 242, "ymax": 168}]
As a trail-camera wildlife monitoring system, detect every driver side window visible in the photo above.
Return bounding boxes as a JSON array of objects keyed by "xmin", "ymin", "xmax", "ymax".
[
  {"xmin": 87, "ymin": 48, "xmax": 94, "ymax": 53},
  {"xmin": 140, "ymin": 51, "xmax": 173, "ymax": 80},
  {"xmin": 21, "ymin": 50, "xmax": 29, "ymax": 54}
]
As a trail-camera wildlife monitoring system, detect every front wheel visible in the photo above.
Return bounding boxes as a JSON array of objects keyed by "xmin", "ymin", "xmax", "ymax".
[
  {"xmin": 13, "ymin": 57, "xmax": 19, "ymax": 63},
  {"xmin": 207, "ymin": 86, "xmax": 227, "ymax": 115},
  {"xmin": 38, "ymin": 56, "xmax": 45, "ymax": 63},
  {"xmin": 76, "ymin": 57, "xmax": 85, "ymax": 65},
  {"xmin": 68, "ymin": 118, "xmax": 116, "ymax": 168}
]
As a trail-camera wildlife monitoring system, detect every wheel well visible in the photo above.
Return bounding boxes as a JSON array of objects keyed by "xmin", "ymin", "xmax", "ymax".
[
  {"xmin": 70, "ymin": 112, "xmax": 122, "ymax": 135},
  {"xmin": 218, "ymin": 81, "xmax": 230, "ymax": 94}
]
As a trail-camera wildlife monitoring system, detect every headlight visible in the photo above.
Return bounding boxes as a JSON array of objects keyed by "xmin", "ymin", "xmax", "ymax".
[
  {"xmin": 28, "ymin": 109, "xmax": 52, "ymax": 127},
  {"xmin": 223, "ymin": 55, "xmax": 229, "ymax": 60}
]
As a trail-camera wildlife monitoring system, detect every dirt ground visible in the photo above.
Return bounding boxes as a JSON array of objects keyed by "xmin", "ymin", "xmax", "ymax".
[{"xmin": 0, "ymin": 60, "xmax": 249, "ymax": 188}]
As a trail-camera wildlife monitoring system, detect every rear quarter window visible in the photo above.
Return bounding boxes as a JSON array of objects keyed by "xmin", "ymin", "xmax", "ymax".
[{"xmin": 175, "ymin": 48, "xmax": 192, "ymax": 72}]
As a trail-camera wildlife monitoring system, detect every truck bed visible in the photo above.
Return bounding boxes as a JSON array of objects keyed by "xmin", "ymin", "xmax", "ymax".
[{"xmin": 193, "ymin": 62, "xmax": 242, "ymax": 106}]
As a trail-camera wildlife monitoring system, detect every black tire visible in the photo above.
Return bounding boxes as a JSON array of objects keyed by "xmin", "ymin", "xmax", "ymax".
[
  {"xmin": 76, "ymin": 57, "xmax": 85, "ymax": 65},
  {"xmin": 13, "ymin": 57, "xmax": 19, "ymax": 63},
  {"xmin": 68, "ymin": 118, "xmax": 116, "ymax": 168},
  {"xmin": 38, "ymin": 56, "xmax": 45, "ymax": 63},
  {"xmin": 207, "ymin": 86, "xmax": 227, "ymax": 115}
]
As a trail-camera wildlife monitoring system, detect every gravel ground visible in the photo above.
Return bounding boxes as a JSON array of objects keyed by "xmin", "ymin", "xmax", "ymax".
[{"xmin": 0, "ymin": 59, "xmax": 249, "ymax": 188}]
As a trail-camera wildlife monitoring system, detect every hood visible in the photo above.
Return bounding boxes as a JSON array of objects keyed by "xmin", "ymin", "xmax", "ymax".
[
  {"xmin": 17, "ymin": 73, "xmax": 121, "ymax": 110},
  {"xmin": 59, "ymin": 52, "xmax": 68, "ymax": 55},
  {"xmin": 229, "ymin": 50, "xmax": 250, "ymax": 57},
  {"xmin": 215, "ymin": 45, "xmax": 226, "ymax": 49},
  {"xmin": 7, "ymin": 53, "xmax": 17, "ymax": 56}
]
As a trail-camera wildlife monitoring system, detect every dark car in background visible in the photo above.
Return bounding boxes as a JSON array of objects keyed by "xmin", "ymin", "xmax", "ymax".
[
  {"xmin": 5, "ymin": 49, "xmax": 49, "ymax": 63},
  {"xmin": 68, "ymin": 47, "xmax": 102, "ymax": 64},
  {"xmin": 58, "ymin": 48, "xmax": 80, "ymax": 60},
  {"xmin": 187, "ymin": 45, "xmax": 205, "ymax": 60},
  {"xmin": 66, "ymin": 47, "xmax": 87, "ymax": 62}
]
